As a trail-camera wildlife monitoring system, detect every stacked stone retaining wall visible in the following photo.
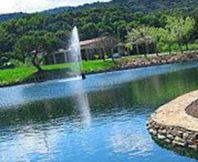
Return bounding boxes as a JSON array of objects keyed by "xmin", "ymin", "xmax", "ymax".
[{"xmin": 147, "ymin": 90, "xmax": 198, "ymax": 150}]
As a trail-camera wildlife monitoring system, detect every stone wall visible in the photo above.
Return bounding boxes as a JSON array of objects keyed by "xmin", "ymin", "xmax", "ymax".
[
  {"xmin": 117, "ymin": 52, "xmax": 198, "ymax": 69},
  {"xmin": 147, "ymin": 119, "xmax": 198, "ymax": 150}
]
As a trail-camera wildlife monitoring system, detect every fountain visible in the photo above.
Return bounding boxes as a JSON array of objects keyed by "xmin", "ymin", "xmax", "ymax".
[
  {"xmin": 68, "ymin": 26, "xmax": 86, "ymax": 79},
  {"xmin": 68, "ymin": 26, "xmax": 91, "ymax": 125}
]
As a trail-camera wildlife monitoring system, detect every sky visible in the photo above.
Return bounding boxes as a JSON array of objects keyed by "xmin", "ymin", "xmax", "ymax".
[{"xmin": 0, "ymin": 0, "xmax": 111, "ymax": 14}]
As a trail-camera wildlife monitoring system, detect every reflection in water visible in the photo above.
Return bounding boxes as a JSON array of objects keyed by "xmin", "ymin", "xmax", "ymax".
[
  {"xmin": 69, "ymin": 79, "xmax": 91, "ymax": 126},
  {"xmin": 0, "ymin": 61, "xmax": 197, "ymax": 108},
  {"xmin": 153, "ymin": 137, "xmax": 198, "ymax": 160},
  {"xmin": 0, "ymin": 65, "xmax": 197, "ymax": 161},
  {"xmin": 108, "ymin": 116, "xmax": 153, "ymax": 157}
]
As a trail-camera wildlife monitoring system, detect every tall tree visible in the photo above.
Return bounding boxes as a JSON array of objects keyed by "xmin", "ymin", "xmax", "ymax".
[
  {"xmin": 14, "ymin": 32, "xmax": 62, "ymax": 71},
  {"xmin": 148, "ymin": 27, "xmax": 174, "ymax": 55},
  {"xmin": 126, "ymin": 27, "xmax": 153, "ymax": 57},
  {"xmin": 165, "ymin": 16, "xmax": 195, "ymax": 52}
]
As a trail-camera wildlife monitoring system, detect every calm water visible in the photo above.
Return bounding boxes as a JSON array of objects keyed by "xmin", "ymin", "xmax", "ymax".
[{"xmin": 0, "ymin": 62, "xmax": 198, "ymax": 162}]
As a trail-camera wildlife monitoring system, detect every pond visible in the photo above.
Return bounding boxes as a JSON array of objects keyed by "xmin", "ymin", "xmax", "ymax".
[{"xmin": 0, "ymin": 61, "xmax": 198, "ymax": 162}]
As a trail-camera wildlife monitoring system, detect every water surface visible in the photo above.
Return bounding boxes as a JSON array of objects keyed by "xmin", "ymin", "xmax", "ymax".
[{"xmin": 0, "ymin": 62, "xmax": 198, "ymax": 162}]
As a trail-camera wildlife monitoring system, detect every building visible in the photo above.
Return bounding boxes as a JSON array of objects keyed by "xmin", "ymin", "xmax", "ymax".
[
  {"xmin": 45, "ymin": 36, "xmax": 118, "ymax": 64},
  {"xmin": 80, "ymin": 36, "xmax": 117, "ymax": 60},
  {"xmin": 45, "ymin": 49, "xmax": 69, "ymax": 65}
]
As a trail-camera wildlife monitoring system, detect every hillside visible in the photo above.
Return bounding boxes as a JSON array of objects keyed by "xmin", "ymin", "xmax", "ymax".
[
  {"xmin": 0, "ymin": 12, "xmax": 27, "ymax": 22},
  {"xmin": 0, "ymin": 0, "xmax": 198, "ymax": 64},
  {"xmin": 1, "ymin": 0, "xmax": 198, "ymax": 22}
]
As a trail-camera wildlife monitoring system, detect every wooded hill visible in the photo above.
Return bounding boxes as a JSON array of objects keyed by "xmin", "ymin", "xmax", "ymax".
[{"xmin": 0, "ymin": 0, "xmax": 198, "ymax": 69}]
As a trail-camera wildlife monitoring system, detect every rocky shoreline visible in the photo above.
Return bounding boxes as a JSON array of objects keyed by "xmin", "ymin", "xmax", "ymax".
[
  {"xmin": 147, "ymin": 90, "xmax": 198, "ymax": 150},
  {"xmin": 147, "ymin": 119, "xmax": 198, "ymax": 150},
  {"xmin": 116, "ymin": 52, "xmax": 198, "ymax": 69}
]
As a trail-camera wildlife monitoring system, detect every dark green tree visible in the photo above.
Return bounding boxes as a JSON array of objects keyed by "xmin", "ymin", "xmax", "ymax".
[{"xmin": 14, "ymin": 32, "xmax": 62, "ymax": 71}]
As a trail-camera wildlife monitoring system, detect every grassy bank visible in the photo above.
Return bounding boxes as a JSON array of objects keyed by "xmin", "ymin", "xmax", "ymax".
[
  {"xmin": 0, "ymin": 52, "xmax": 198, "ymax": 87},
  {"xmin": 0, "ymin": 60, "xmax": 114, "ymax": 86}
]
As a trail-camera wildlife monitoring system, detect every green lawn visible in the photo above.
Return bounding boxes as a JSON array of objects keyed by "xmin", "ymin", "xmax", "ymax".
[
  {"xmin": 0, "ymin": 59, "xmax": 114, "ymax": 86},
  {"xmin": 42, "ymin": 59, "xmax": 114, "ymax": 72},
  {"xmin": 1, "ymin": 51, "xmax": 197, "ymax": 86}
]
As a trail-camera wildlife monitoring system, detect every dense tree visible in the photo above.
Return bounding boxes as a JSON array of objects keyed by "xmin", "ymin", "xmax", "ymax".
[
  {"xmin": 147, "ymin": 27, "xmax": 173, "ymax": 55},
  {"xmin": 126, "ymin": 27, "xmax": 153, "ymax": 57},
  {"xmin": 0, "ymin": 28, "xmax": 16, "ymax": 53},
  {"xmin": 14, "ymin": 32, "xmax": 62, "ymax": 71},
  {"xmin": 165, "ymin": 16, "xmax": 195, "ymax": 52},
  {"xmin": 80, "ymin": 23, "xmax": 99, "ymax": 40}
]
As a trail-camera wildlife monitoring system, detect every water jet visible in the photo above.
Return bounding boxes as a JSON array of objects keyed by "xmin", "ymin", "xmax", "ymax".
[{"xmin": 68, "ymin": 26, "xmax": 85, "ymax": 80}]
